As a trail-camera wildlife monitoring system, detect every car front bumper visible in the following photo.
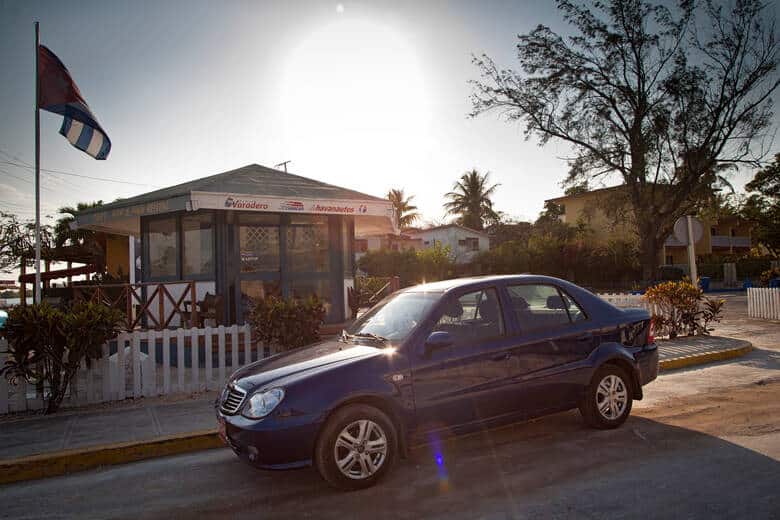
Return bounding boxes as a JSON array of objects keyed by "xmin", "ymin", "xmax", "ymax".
[{"xmin": 216, "ymin": 407, "xmax": 324, "ymax": 470}]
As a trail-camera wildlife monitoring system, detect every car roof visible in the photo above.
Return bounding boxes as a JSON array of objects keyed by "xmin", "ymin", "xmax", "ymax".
[
  {"xmin": 405, "ymin": 275, "xmax": 571, "ymax": 293},
  {"xmin": 402, "ymin": 275, "xmax": 634, "ymax": 321}
]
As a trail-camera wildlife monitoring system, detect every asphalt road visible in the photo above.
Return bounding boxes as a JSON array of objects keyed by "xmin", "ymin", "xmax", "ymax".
[{"xmin": 1, "ymin": 376, "xmax": 779, "ymax": 520}]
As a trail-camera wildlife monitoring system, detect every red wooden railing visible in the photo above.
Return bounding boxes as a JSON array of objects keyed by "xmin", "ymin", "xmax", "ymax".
[{"xmin": 73, "ymin": 280, "xmax": 199, "ymax": 331}]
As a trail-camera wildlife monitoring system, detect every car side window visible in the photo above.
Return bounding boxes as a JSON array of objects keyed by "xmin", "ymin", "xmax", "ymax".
[
  {"xmin": 433, "ymin": 288, "xmax": 504, "ymax": 345},
  {"xmin": 506, "ymin": 284, "xmax": 585, "ymax": 333}
]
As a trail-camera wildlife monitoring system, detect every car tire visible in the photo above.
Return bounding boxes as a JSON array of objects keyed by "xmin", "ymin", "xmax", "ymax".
[
  {"xmin": 579, "ymin": 364, "xmax": 633, "ymax": 429},
  {"xmin": 315, "ymin": 404, "xmax": 398, "ymax": 491}
]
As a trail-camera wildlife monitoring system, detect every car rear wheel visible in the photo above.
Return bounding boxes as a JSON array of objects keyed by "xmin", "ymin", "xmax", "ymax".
[
  {"xmin": 315, "ymin": 404, "xmax": 397, "ymax": 490},
  {"xmin": 579, "ymin": 364, "xmax": 633, "ymax": 429}
]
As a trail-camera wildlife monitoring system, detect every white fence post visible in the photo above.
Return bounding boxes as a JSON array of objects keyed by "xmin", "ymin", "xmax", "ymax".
[
  {"xmin": 116, "ymin": 332, "xmax": 126, "ymax": 400},
  {"xmin": 231, "ymin": 325, "xmax": 239, "ymax": 371},
  {"xmin": 145, "ymin": 329, "xmax": 157, "ymax": 397},
  {"xmin": 132, "ymin": 333, "xmax": 142, "ymax": 398},
  {"xmin": 101, "ymin": 342, "xmax": 111, "ymax": 402},
  {"xmin": 205, "ymin": 326, "xmax": 213, "ymax": 391},
  {"xmin": 162, "ymin": 328, "xmax": 171, "ymax": 394},
  {"xmin": 218, "ymin": 325, "xmax": 226, "ymax": 385},
  {"xmin": 748, "ymin": 287, "xmax": 780, "ymax": 320},
  {"xmin": 191, "ymin": 328, "xmax": 199, "ymax": 392},
  {"xmin": 177, "ymin": 328, "xmax": 185, "ymax": 392},
  {"xmin": 243, "ymin": 324, "xmax": 252, "ymax": 366}
]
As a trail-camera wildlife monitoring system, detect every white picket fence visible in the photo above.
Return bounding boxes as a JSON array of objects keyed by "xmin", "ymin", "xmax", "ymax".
[
  {"xmin": 747, "ymin": 287, "xmax": 780, "ymax": 321},
  {"xmin": 597, "ymin": 292, "xmax": 654, "ymax": 312},
  {"xmin": 0, "ymin": 324, "xmax": 274, "ymax": 415}
]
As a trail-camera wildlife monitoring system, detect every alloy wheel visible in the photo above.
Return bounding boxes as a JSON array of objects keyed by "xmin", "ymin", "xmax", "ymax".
[
  {"xmin": 596, "ymin": 374, "xmax": 628, "ymax": 420},
  {"xmin": 333, "ymin": 419, "xmax": 388, "ymax": 480}
]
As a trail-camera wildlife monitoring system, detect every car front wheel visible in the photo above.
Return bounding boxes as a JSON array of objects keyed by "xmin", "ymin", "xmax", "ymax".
[
  {"xmin": 315, "ymin": 404, "xmax": 397, "ymax": 490},
  {"xmin": 580, "ymin": 364, "xmax": 633, "ymax": 429}
]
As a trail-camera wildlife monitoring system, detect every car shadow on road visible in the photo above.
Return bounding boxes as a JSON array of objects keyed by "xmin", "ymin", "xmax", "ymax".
[{"xmin": 147, "ymin": 409, "xmax": 780, "ymax": 520}]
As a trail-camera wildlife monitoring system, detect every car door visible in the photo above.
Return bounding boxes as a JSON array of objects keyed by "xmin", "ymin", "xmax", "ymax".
[
  {"xmin": 410, "ymin": 286, "xmax": 518, "ymax": 434},
  {"xmin": 503, "ymin": 283, "xmax": 596, "ymax": 413}
]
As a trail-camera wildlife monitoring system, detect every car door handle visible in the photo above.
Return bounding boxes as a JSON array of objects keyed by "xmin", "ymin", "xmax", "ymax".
[
  {"xmin": 492, "ymin": 352, "xmax": 511, "ymax": 362},
  {"xmin": 575, "ymin": 333, "xmax": 593, "ymax": 342}
]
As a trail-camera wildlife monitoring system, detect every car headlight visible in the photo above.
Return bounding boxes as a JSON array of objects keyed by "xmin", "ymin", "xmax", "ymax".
[{"xmin": 242, "ymin": 388, "xmax": 285, "ymax": 419}]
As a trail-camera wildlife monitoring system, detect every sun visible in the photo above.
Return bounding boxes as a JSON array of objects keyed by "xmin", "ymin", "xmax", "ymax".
[{"xmin": 278, "ymin": 17, "xmax": 430, "ymax": 166}]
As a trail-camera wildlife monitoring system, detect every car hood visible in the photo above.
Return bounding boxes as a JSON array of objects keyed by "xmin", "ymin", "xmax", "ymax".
[{"xmin": 230, "ymin": 339, "xmax": 384, "ymax": 391}]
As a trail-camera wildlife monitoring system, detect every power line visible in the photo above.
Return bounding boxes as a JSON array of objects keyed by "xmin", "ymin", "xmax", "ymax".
[
  {"xmin": 0, "ymin": 148, "xmax": 33, "ymax": 168},
  {"xmin": 0, "ymin": 167, "xmax": 79, "ymax": 195},
  {"xmin": 0, "ymin": 160, "xmax": 161, "ymax": 188}
]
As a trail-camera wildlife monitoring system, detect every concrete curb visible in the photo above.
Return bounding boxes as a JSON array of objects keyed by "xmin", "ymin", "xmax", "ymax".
[
  {"xmin": 0, "ymin": 429, "xmax": 222, "ymax": 486},
  {"xmin": 659, "ymin": 341, "xmax": 753, "ymax": 371},
  {"xmin": 0, "ymin": 340, "xmax": 755, "ymax": 486}
]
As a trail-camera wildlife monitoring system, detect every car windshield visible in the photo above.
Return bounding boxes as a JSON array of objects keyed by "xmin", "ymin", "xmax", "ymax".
[{"xmin": 345, "ymin": 291, "xmax": 440, "ymax": 342}]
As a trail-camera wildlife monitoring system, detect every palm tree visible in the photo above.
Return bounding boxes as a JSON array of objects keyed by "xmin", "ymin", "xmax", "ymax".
[
  {"xmin": 387, "ymin": 189, "xmax": 420, "ymax": 229},
  {"xmin": 54, "ymin": 201, "xmax": 103, "ymax": 248},
  {"xmin": 443, "ymin": 169, "xmax": 500, "ymax": 230}
]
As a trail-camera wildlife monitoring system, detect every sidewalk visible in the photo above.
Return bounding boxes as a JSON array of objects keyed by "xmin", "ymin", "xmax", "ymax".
[
  {"xmin": 657, "ymin": 335, "xmax": 753, "ymax": 370},
  {"xmin": 0, "ymin": 395, "xmax": 219, "ymax": 461},
  {"xmin": 0, "ymin": 335, "xmax": 753, "ymax": 485}
]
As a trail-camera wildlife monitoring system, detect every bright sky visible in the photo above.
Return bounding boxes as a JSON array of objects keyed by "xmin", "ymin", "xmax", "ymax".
[{"xmin": 0, "ymin": 0, "xmax": 777, "ymax": 232}]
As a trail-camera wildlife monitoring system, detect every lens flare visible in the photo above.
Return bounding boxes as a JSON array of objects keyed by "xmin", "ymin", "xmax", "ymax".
[{"xmin": 428, "ymin": 433, "xmax": 450, "ymax": 492}]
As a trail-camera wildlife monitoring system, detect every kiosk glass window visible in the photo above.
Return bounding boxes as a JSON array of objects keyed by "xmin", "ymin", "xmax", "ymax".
[
  {"xmin": 287, "ymin": 215, "xmax": 330, "ymax": 272},
  {"xmin": 147, "ymin": 217, "xmax": 177, "ymax": 278},
  {"xmin": 182, "ymin": 213, "xmax": 214, "ymax": 276},
  {"xmin": 239, "ymin": 214, "xmax": 280, "ymax": 272}
]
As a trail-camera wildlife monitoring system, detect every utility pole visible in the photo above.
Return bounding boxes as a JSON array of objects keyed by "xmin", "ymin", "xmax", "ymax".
[
  {"xmin": 274, "ymin": 160, "xmax": 291, "ymax": 173},
  {"xmin": 34, "ymin": 21, "xmax": 42, "ymax": 304}
]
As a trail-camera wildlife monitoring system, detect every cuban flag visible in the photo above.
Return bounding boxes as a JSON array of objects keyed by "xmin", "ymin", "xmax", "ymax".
[{"xmin": 38, "ymin": 45, "xmax": 111, "ymax": 160}]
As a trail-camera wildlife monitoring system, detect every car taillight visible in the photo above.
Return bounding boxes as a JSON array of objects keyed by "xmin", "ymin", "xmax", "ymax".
[{"xmin": 647, "ymin": 319, "xmax": 655, "ymax": 344}]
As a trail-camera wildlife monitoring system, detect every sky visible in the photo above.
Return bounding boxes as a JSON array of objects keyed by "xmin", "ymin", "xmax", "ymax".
[{"xmin": 0, "ymin": 0, "xmax": 778, "ymax": 234}]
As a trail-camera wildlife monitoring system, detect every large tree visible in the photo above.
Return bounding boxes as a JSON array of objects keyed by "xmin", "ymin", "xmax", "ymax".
[
  {"xmin": 746, "ymin": 152, "xmax": 780, "ymax": 199},
  {"xmin": 471, "ymin": 0, "xmax": 780, "ymax": 280},
  {"xmin": 444, "ymin": 169, "xmax": 500, "ymax": 230},
  {"xmin": 386, "ymin": 189, "xmax": 420, "ymax": 229},
  {"xmin": 0, "ymin": 212, "xmax": 54, "ymax": 273},
  {"xmin": 743, "ymin": 152, "xmax": 780, "ymax": 255}
]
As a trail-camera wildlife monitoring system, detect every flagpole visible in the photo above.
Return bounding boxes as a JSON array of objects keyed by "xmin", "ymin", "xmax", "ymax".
[{"xmin": 34, "ymin": 21, "xmax": 41, "ymax": 304}]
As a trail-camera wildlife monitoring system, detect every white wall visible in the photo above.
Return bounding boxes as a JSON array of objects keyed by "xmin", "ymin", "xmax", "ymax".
[{"xmin": 408, "ymin": 227, "xmax": 489, "ymax": 264}]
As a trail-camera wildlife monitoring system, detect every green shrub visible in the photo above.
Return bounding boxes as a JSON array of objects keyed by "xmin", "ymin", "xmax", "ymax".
[
  {"xmin": 250, "ymin": 296, "xmax": 326, "ymax": 351},
  {"xmin": 697, "ymin": 263, "xmax": 724, "ymax": 281},
  {"xmin": 760, "ymin": 267, "xmax": 780, "ymax": 286},
  {"xmin": 736, "ymin": 258, "xmax": 772, "ymax": 279},
  {"xmin": 644, "ymin": 280, "xmax": 724, "ymax": 339},
  {"xmin": 657, "ymin": 266, "xmax": 685, "ymax": 281},
  {"xmin": 471, "ymin": 238, "xmax": 640, "ymax": 287},
  {"xmin": 357, "ymin": 244, "xmax": 455, "ymax": 286},
  {"xmin": 355, "ymin": 276, "xmax": 393, "ymax": 308},
  {"xmin": 1, "ymin": 302, "xmax": 123, "ymax": 414}
]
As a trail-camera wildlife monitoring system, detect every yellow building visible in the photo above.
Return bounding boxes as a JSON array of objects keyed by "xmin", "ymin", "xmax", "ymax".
[{"xmin": 546, "ymin": 186, "xmax": 754, "ymax": 266}]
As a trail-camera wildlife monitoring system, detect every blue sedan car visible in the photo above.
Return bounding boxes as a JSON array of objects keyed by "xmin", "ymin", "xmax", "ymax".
[{"xmin": 217, "ymin": 275, "xmax": 658, "ymax": 490}]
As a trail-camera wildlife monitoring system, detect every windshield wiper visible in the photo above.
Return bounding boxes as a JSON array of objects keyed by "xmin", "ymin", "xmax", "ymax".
[{"xmin": 350, "ymin": 332, "xmax": 389, "ymax": 343}]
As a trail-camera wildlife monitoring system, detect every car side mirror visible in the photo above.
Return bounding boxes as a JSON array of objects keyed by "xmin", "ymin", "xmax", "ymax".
[{"xmin": 424, "ymin": 331, "xmax": 453, "ymax": 355}]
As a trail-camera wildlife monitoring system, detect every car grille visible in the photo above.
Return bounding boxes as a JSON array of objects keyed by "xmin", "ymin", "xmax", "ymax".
[{"xmin": 220, "ymin": 384, "xmax": 247, "ymax": 415}]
